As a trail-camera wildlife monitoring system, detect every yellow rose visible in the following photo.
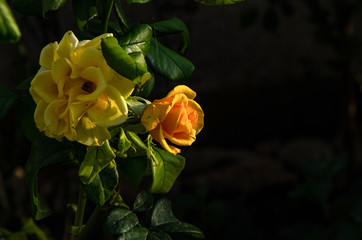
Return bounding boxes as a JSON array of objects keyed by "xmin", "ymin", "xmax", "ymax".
[
  {"xmin": 141, "ymin": 85, "xmax": 204, "ymax": 155},
  {"xmin": 30, "ymin": 31, "xmax": 136, "ymax": 146}
]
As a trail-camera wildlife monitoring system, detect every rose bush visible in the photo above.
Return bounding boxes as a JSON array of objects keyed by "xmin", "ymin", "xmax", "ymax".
[
  {"xmin": 141, "ymin": 85, "xmax": 204, "ymax": 154},
  {"xmin": 30, "ymin": 31, "xmax": 136, "ymax": 146}
]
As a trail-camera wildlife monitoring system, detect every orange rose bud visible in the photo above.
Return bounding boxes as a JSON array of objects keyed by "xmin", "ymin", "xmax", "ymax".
[{"xmin": 141, "ymin": 85, "xmax": 204, "ymax": 155}]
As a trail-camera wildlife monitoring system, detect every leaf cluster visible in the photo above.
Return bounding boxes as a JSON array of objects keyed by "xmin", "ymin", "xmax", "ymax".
[{"xmin": 103, "ymin": 192, "xmax": 204, "ymax": 240}]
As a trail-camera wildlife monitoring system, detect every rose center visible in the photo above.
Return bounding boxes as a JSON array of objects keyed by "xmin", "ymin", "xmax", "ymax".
[{"xmin": 81, "ymin": 81, "xmax": 96, "ymax": 93}]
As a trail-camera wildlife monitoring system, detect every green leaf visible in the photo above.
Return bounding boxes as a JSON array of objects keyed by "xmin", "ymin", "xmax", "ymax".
[
  {"xmin": 102, "ymin": 37, "xmax": 151, "ymax": 86},
  {"xmin": 126, "ymin": 131, "xmax": 148, "ymax": 151},
  {"xmin": 127, "ymin": 98, "xmax": 149, "ymax": 118},
  {"xmin": 14, "ymin": 76, "xmax": 33, "ymax": 91},
  {"xmin": 87, "ymin": 19, "xmax": 123, "ymax": 35},
  {"xmin": 16, "ymin": 94, "xmax": 40, "ymax": 142},
  {"xmin": 126, "ymin": 0, "xmax": 152, "ymax": 4},
  {"xmin": 0, "ymin": 82, "xmax": 18, "ymax": 119},
  {"xmin": 146, "ymin": 38, "xmax": 194, "ymax": 81},
  {"xmin": 149, "ymin": 147, "xmax": 185, "ymax": 194},
  {"xmin": 103, "ymin": 208, "xmax": 139, "ymax": 235},
  {"xmin": 12, "ymin": 0, "xmax": 42, "ymax": 15},
  {"xmin": 151, "ymin": 199, "xmax": 204, "ymax": 238},
  {"xmin": 119, "ymin": 227, "xmax": 148, "ymax": 240},
  {"xmin": 133, "ymin": 191, "xmax": 154, "ymax": 212},
  {"xmin": 118, "ymin": 156, "xmax": 148, "ymax": 188},
  {"xmin": 137, "ymin": 70, "xmax": 155, "ymax": 98},
  {"xmin": 151, "ymin": 198, "xmax": 179, "ymax": 227},
  {"xmin": 21, "ymin": 219, "xmax": 47, "ymax": 240},
  {"xmin": 118, "ymin": 128, "xmax": 132, "ymax": 155},
  {"xmin": 0, "ymin": 0, "xmax": 21, "ymax": 42},
  {"xmin": 12, "ymin": 0, "xmax": 67, "ymax": 16},
  {"xmin": 194, "ymin": 0, "xmax": 244, "ymax": 5},
  {"xmin": 72, "ymin": 0, "xmax": 98, "ymax": 31},
  {"xmin": 118, "ymin": 24, "xmax": 153, "ymax": 55},
  {"xmin": 26, "ymin": 134, "xmax": 74, "ymax": 220},
  {"xmin": 151, "ymin": 18, "xmax": 189, "ymax": 54},
  {"xmin": 79, "ymin": 140, "xmax": 116, "ymax": 184},
  {"xmin": 83, "ymin": 160, "xmax": 119, "ymax": 206},
  {"xmin": 42, "ymin": 0, "xmax": 67, "ymax": 16},
  {"xmin": 156, "ymin": 222, "xmax": 204, "ymax": 239},
  {"xmin": 147, "ymin": 230, "xmax": 172, "ymax": 240}
]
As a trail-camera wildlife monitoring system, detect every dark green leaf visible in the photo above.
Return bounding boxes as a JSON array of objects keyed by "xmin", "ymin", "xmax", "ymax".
[
  {"xmin": 83, "ymin": 160, "xmax": 119, "ymax": 206},
  {"xmin": 103, "ymin": 208, "xmax": 139, "ymax": 235},
  {"xmin": 0, "ymin": 82, "xmax": 18, "ymax": 119},
  {"xmin": 42, "ymin": 0, "xmax": 67, "ymax": 16},
  {"xmin": 14, "ymin": 76, "xmax": 33, "ymax": 91},
  {"xmin": 118, "ymin": 156, "xmax": 148, "ymax": 188},
  {"xmin": 127, "ymin": 98, "xmax": 149, "ymax": 118},
  {"xmin": 16, "ymin": 94, "xmax": 40, "ymax": 142},
  {"xmin": 146, "ymin": 38, "xmax": 194, "ymax": 81},
  {"xmin": 102, "ymin": 37, "xmax": 151, "ymax": 86},
  {"xmin": 12, "ymin": 0, "xmax": 42, "ymax": 15},
  {"xmin": 149, "ymin": 147, "xmax": 185, "ymax": 194},
  {"xmin": 12, "ymin": 0, "xmax": 67, "ymax": 16},
  {"xmin": 87, "ymin": 19, "xmax": 123, "ymax": 35},
  {"xmin": 133, "ymin": 191, "xmax": 154, "ymax": 212},
  {"xmin": 72, "ymin": 0, "xmax": 98, "ymax": 31},
  {"xmin": 0, "ymin": 0, "xmax": 21, "ymax": 42},
  {"xmin": 194, "ymin": 0, "xmax": 243, "ymax": 5},
  {"xmin": 118, "ymin": 24, "xmax": 153, "ymax": 55},
  {"xmin": 151, "ymin": 198, "xmax": 179, "ymax": 227},
  {"xmin": 126, "ymin": 0, "xmax": 152, "ymax": 4},
  {"xmin": 147, "ymin": 230, "xmax": 172, "ymax": 240},
  {"xmin": 26, "ymin": 134, "xmax": 74, "ymax": 220},
  {"xmin": 137, "ymin": 70, "xmax": 155, "ymax": 98},
  {"xmin": 151, "ymin": 18, "xmax": 189, "ymax": 54},
  {"xmin": 119, "ymin": 227, "xmax": 148, "ymax": 240},
  {"xmin": 156, "ymin": 222, "xmax": 204, "ymax": 239},
  {"xmin": 126, "ymin": 131, "xmax": 147, "ymax": 151},
  {"xmin": 151, "ymin": 199, "xmax": 204, "ymax": 238},
  {"xmin": 79, "ymin": 140, "xmax": 116, "ymax": 184},
  {"xmin": 118, "ymin": 128, "xmax": 132, "ymax": 155}
]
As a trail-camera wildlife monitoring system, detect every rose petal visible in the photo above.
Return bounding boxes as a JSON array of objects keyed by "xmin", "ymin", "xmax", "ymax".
[
  {"xmin": 166, "ymin": 85, "xmax": 196, "ymax": 99},
  {"xmin": 76, "ymin": 67, "xmax": 107, "ymax": 102},
  {"xmin": 77, "ymin": 47, "xmax": 113, "ymax": 81},
  {"xmin": 150, "ymin": 125, "xmax": 180, "ymax": 154},
  {"xmin": 141, "ymin": 104, "xmax": 161, "ymax": 132},
  {"xmin": 30, "ymin": 70, "xmax": 59, "ymax": 103},
  {"xmin": 75, "ymin": 116, "xmax": 111, "ymax": 146},
  {"xmin": 87, "ymin": 85, "xmax": 128, "ymax": 128},
  {"xmin": 108, "ymin": 73, "xmax": 136, "ymax": 99},
  {"xmin": 39, "ymin": 42, "xmax": 58, "ymax": 69},
  {"xmin": 187, "ymin": 100, "xmax": 204, "ymax": 134},
  {"xmin": 57, "ymin": 31, "xmax": 79, "ymax": 58}
]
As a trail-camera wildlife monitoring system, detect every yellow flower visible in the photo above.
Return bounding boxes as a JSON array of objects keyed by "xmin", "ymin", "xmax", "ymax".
[
  {"xmin": 141, "ymin": 85, "xmax": 204, "ymax": 155},
  {"xmin": 30, "ymin": 31, "xmax": 135, "ymax": 146}
]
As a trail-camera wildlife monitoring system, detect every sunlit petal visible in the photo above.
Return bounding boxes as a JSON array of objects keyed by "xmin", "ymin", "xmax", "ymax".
[
  {"xmin": 75, "ymin": 116, "xmax": 111, "ymax": 146},
  {"xmin": 57, "ymin": 31, "xmax": 79, "ymax": 58},
  {"xmin": 87, "ymin": 86, "xmax": 128, "ymax": 128},
  {"xmin": 30, "ymin": 70, "xmax": 59, "ymax": 103}
]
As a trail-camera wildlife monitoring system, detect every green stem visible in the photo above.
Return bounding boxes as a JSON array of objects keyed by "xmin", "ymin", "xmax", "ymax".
[
  {"xmin": 74, "ymin": 206, "xmax": 103, "ymax": 240},
  {"xmin": 74, "ymin": 185, "xmax": 87, "ymax": 228},
  {"xmin": 114, "ymin": 0, "xmax": 128, "ymax": 32},
  {"xmin": 102, "ymin": 0, "xmax": 115, "ymax": 33}
]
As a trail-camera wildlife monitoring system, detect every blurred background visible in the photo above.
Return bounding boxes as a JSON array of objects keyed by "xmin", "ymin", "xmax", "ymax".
[{"xmin": 3, "ymin": 0, "xmax": 362, "ymax": 239}]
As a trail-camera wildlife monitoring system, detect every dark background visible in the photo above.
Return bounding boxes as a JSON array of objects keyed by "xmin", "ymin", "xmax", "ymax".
[{"xmin": 2, "ymin": 0, "xmax": 362, "ymax": 239}]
